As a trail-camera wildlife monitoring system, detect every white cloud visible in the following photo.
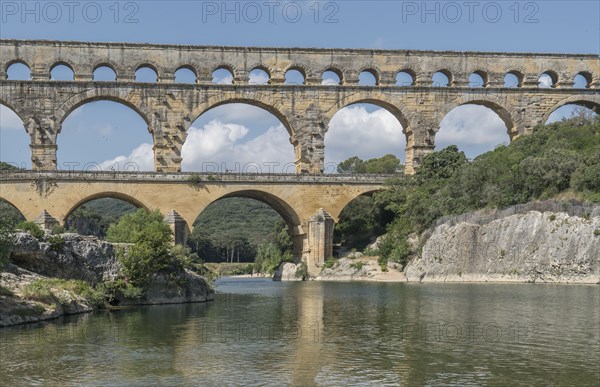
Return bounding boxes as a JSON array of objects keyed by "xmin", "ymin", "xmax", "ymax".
[
  {"xmin": 249, "ymin": 71, "xmax": 269, "ymax": 85},
  {"xmin": 324, "ymin": 106, "xmax": 406, "ymax": 165},
  {"xmin": 436, "ymin": 105, "xmax": 509, "ymax": 147},
  {"xmin": 0, "ymin": 105, "xmax": 25, "ymax": 130},
  {"xmin": 539, "ymin": 74, "xmax": 553, "ymax": 88},
  {"xmin": 213, "ymin": 72, "xmax": 233, "ymax": 84},
  {"xmin": 322, "ymin": 78, "xmax": 339, "ymax": 85},
  {"xmin": 181, "ymin": 120, "xmax": 294, "ymax": 172},
  {"xmin": 99, "ymin": 143, "xmax": 154, "ymax": 171}
]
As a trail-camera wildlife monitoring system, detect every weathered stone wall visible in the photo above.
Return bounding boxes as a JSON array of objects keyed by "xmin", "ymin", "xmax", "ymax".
[{"xmin": 1, "ymin": 39, "xmax": 598, "ymax": 174}]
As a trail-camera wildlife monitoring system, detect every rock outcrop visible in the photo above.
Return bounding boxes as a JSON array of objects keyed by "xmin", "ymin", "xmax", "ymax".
[
  {"xmin": 315, "ymin": 257, "xmax": 405, "ymax": 282},
  {"xmin": 11, "ymin": 233, "xmax": 121, "ymax": 285},
  {"xmin": 405, "ymin": 211, "xmax": 600, "ymax": 283},
  {"xmin": 273, "ymin": 262, "xmax": 303, "ymax": 281},
  {"xmin": 1, "ymin": 233, "xmax": 213, "ymax": 327}
]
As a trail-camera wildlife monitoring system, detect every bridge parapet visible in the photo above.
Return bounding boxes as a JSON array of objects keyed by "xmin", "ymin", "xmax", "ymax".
[{"xmin": 0, "ymin": 170, "xmax": 393, "ymax": 184}]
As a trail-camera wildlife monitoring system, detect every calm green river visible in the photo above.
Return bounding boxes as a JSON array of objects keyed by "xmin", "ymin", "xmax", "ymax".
[{"xmin": 1, "ymin": 278, "xmax": 599, "ymax": 386}]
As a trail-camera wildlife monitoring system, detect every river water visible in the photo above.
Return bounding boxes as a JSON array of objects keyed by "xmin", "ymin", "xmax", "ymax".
[{"xmin": 1, "ymin": 278, "xmax": 598, "ymax": 386}]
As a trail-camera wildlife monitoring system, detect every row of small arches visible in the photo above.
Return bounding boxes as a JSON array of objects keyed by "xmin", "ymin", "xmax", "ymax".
[{"xmin": 3, "ymin": 61, "xmax": 595, "ymax": 88}]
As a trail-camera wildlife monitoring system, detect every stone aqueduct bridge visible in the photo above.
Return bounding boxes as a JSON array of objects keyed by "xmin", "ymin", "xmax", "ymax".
[
  {"xmin": 0, "ymin": 40, "xmax": 599, "ymax": 276},
  {"xmin": 0, "ymin": 171, "xmax": 386, "ymax": 276},
  {"xmin": 0, "ymin": 39, "xmax": 598, "ymax": 174}
]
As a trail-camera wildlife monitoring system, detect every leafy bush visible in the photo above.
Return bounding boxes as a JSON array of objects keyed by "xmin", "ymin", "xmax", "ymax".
[
  {"xmin": 254, "ymin": 242, "xmax": 292, "ymax": 274},
  {"xmin": 16, "ymin": 221, "xmax": 45, "ymax": 239},
  {"xmin": 295, "ymin": 261, "xmax": 308, "ymax": 280},
  {"xmin": 106, "ymin": 209, "xmax": 176, "ymax": 286},
  {"xmin": 594, "ymin": 229, "xmax": 600, "ymax": 237},
  {"xmin": 47, "ymin": 235, "xmax": 65, "ymax": 252},
  {"xmin": 322, "ymin": 257, "xmax": 337, "ymax": 270},
  {"xmin": 170, "ymin": 244, "xmax": 200, "ymax": 270},
  {"xmin": 0, "ymin": 285, "xmax": 14, "ymax": 297},
  {"xmin": 349, "ymin": 261, "xmax": 365, "ymax": 271},
  {"xmin": 0, "ymin": 219, "xmax": 15, "ymax": 267},
  {"xmin": 51, "ymin": 224, "xmax": 66, "ymax": 235},
  {"xmin": 100, "ymin": 279, "xmax": 143, "ymax": 301}
]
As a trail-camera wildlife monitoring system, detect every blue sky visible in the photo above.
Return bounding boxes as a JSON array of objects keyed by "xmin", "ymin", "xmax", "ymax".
[{"xmin": 1, "ymin": 0, "xmax": 598, "ymax": 171}]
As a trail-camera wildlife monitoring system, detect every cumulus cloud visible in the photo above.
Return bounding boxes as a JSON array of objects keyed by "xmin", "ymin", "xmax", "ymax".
[
  {"xmin": 322, "ymin": 77, "xmax": 339, "ymax": 85},
  {"xmin": 324, "ymin": 105, "xmax": 406, "ymax": 165},
  {"xmin": 97, "ymin": 103, "xmax": 516, "ymax": 173},
  {"xmin": 212, "ymin": 71, "xmax": 233, "ymax": 85},
  {"xmin": 539, "ymin": 74, "xmax": 553, "ymax": 88},
  {"xmin": 435, "ymin": 105, "xmax": 510, "ymax": 158},
  {"xmin": 99, "ymin": 143, "xmax": 154, "ymax": 171},
  {"xmin": 181, "ymin": 120, "xmax": 294, "ymax": 172},
  {"xmin": 249, "ymin": 71, "xmax": 269, "ymax": 85}
]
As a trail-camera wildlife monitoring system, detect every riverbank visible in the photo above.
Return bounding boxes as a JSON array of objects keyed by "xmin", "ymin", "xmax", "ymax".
[
  {"xmin": 276, "ymin": 208, "xmax": 599, "ymax": 284},
  {"xmin": 0, "ymin": 233, "xmax": 213, "ymax": 328}
]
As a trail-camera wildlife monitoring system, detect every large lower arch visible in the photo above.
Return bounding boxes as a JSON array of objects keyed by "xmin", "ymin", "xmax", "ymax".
[
  {"xmin": 193, "ymin": 189, "xmax": 303, "ymax": 234},
  {"xmin": 541, "ymin": 96, "xmax": 600, "ymax": 124},
  {"xmin": 333, "ymin": 190, "xmax": 390, "ymax": 253},
  {"xmin": 0, "ymin": 197, "xmax": 27, "ymax": 224},
  {"xmin": 191, "ymin": 189, "xmax": 305, "ymax": 260},
  {"xmin": 62, "ymin": 192, "xmax": 149, "ymax": 224},
  {"xmin": 436, "ymin": 95, "xmax": 519, "ymax": 139},
  {"xmin": 326, "ymin": 188, "xmax": 383, "ymax": 222}
]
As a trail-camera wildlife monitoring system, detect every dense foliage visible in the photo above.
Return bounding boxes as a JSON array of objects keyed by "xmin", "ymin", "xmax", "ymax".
[
  {"xmin": 254, "ymin": 242, "xmax": 293, "ymax": 274},
  {"xmin": 15, "ymin": 221, "xmax": 45, "ymax": 239},
  {"xmin": 334, "ymin": 155, "xmax": 401, "ymax": 250},
  {"xmin": 337, "ymin": 154, "xmax": 403, "ymax": 174},
  {"xmin": 0, "ymin": 219, "xmax": 15, "ymax": 268},
  {"xmin": 107, "ymin": 209, "xmax": 182, "ymax": 285},
  {"xmin": 375, "ymin": 115, "xmax": 600, "ymax": 267}
]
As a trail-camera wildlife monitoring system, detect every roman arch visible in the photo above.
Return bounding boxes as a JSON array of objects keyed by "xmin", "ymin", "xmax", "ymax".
[{"xmin": 0, "ymin": 39, "xmax": 597, "ymax": 173}]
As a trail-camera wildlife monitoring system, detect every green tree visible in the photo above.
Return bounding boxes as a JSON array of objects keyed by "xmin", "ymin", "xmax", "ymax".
[
  {"xmin": 254, "ymin": 242, "xmax": 292, "ymax": 274},
  {"xmin": 108, "ymin": 209, "xmax": 175, "ymax": 286},
  {"xmin": 364, "ymin": 154, "xmax": 402, "ymax": 174},
  {"xmin": 106, "ymin": 209, "xmax": 167, "ymax": 243},
  {"xmin": 337, "ymin": 156, "xmax": 366, "ymax": 174}
]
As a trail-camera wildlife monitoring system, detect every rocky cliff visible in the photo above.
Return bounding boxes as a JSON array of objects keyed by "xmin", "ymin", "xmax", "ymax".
[
  {"xmin": 1, "ymin": 233, "xmax": 213, "ymax": 327},
  {"xmin": 405, "ymin": 211, "xmax": 600, "ymax": 283}
]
